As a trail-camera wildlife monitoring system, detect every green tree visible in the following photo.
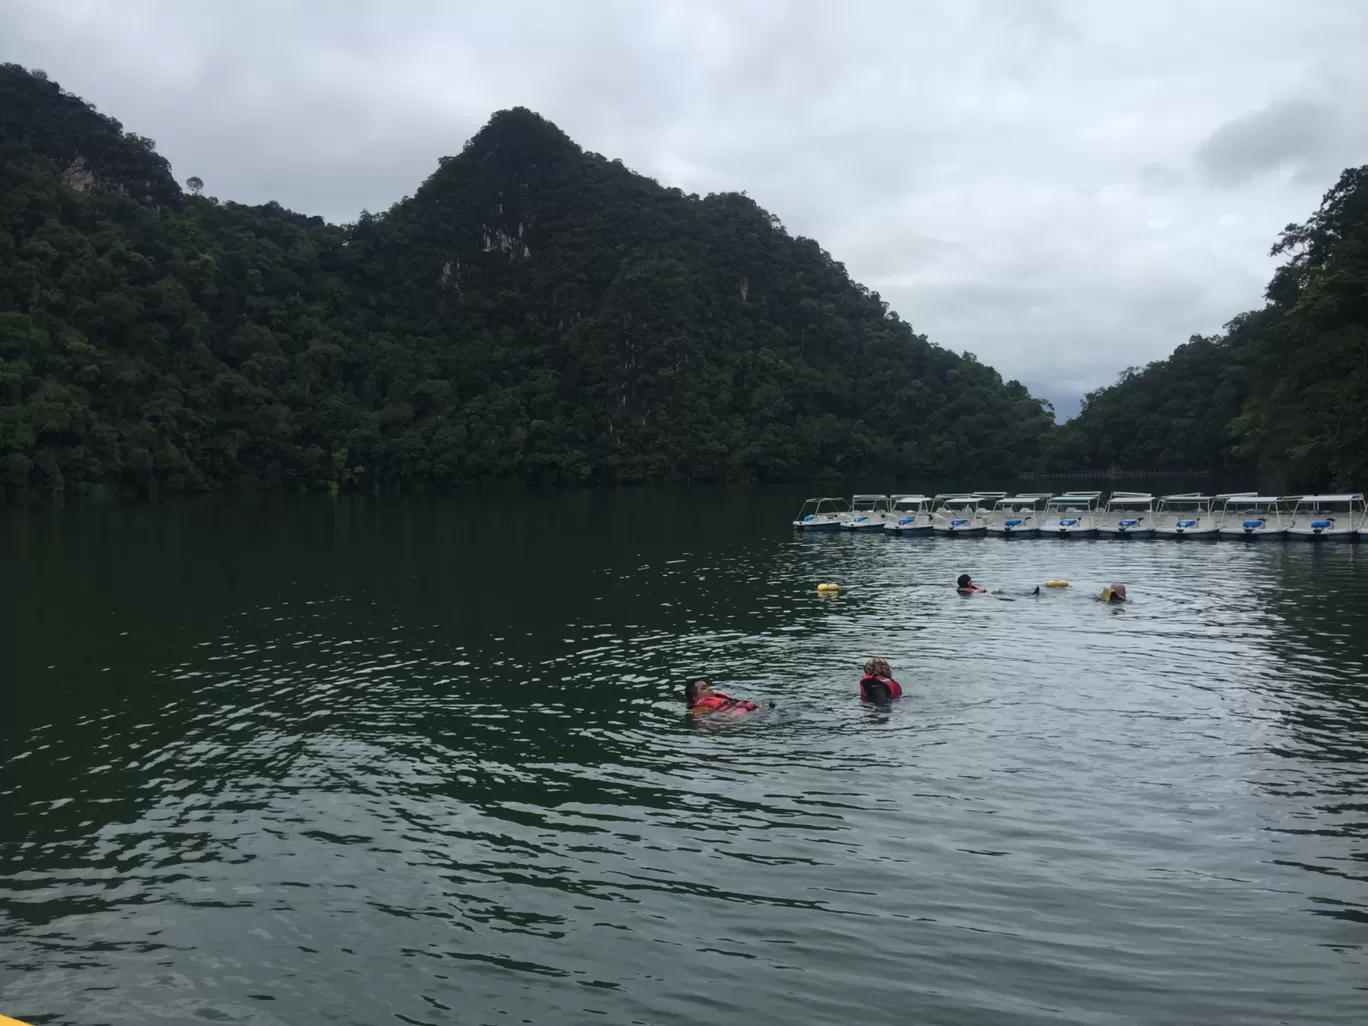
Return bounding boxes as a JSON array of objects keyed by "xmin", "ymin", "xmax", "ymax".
[
  {"xmin": 1047, "ymin": 164, "xmax": 1368, "ymax": 491},
  {"xmin": 0, "ymin": 65, "xmax": 1057, "ymax": 498}
]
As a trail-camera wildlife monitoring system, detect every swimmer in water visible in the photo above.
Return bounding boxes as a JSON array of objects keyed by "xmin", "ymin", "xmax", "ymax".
[
  {"xmin": 1101, "ymin": 582, "xmax": 1128, "ymax": 603},
  {"xmin": 956, "ymin": 574, "xmax": 987, "ymax": 594},
  {"xmin": 859, "ymin": 658, "xmax": 904, "ymax": 704},
  {"xmin": 685, "ymin": 680, "xmax": 771, "ymax": 715}
]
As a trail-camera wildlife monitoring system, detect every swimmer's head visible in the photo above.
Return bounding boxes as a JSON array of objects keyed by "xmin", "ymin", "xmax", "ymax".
[
  {"xmin": 957, "ymin": 573, "xmax": 972, "ymax": 589},
  {"xmin": 863, "ymin": 657, "xmax": 891, "ymax": 678},
  {"xmin": 1110, "ymin": 582, "xmax": 1127, "ymax": 601},
  {"xmin": 685, "ymin": 680, "xmax": 712, "ymax": 705}
]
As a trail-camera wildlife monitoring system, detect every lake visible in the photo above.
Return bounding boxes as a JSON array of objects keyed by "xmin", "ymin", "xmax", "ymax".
[{"xmin": 2, "ymin": 489, "xmax": 1367, "ymax": 1025}]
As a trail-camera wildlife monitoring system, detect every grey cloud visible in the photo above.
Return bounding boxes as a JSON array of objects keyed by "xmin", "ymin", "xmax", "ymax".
[
  {"xmin": 3, "ymin": 0, "xmax": 1367, "ymax": 404},
  {"xmin": 1196, "ymin": 98, "xmax": 1341, "ymax": 186},
  {"xmin": 1138, "ymin": 163, "xmax": 1185, "ymax": 194}
]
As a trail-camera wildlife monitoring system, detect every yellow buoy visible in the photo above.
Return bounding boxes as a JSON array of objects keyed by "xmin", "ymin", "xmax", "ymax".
[
  {"xmin": 1044, "ymin": 579, "xmax": 1069, "ymax": 588},
  {"xmin": 817, "ymin": 583, "xmax": 840, "ymax": 592}
]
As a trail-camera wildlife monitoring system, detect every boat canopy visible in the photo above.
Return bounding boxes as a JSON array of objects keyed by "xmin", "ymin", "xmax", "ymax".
[
  {"xmin": 892, "ymin": 494, "xmax": 931, "ymax": 504},
  {"xmin": 1287, "ymin": 493, "xmax": 1365, "ymax": 504},
  {"xmin": 1059, "ymin": 490, "xmax": 1103, "ymax": 498},
  {"xmin": 1158, "ymin": 493, "xmax": 1213, "ymax": 510},
  {"xmin": 849, "ymin": 494, "xmax": 892, "ymax": 511},
  {"xmin": 932, "ymin": 492, "xmax": 973, "ymax": 500},
  {"xmin": 1047, "ymin": 494, "xmax": 1098, "ymax": 506},
  {"xmin": 995, "ymin": 495, "xmax": 1051, "ymax": 508},
  {"xmin": 1222, "ymin": 495, "xmax": 1282, "ymax": 506},
  {"xmin": 937, "ymin": 495, "xmax": 985, "ymax": 508},
  {"xmin": 801, "ymin": 496, "xmax": 846, "ymax": 503},
  {"xmin": 971, "ymin": 490, "xmax": 1009, "ymax": 499},
  {"xmin": 1105, "ymin": 494, "xmax": 1155, "ymax": 506}
]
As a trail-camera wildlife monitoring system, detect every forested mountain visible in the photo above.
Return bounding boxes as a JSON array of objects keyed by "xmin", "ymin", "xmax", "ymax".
[
  {"xmin": 1046, "ymin": 167, "xmax": 1368, "ymax": 490},
  {"xmin": 0, "ymin": 64, "xmax": 1053, "ymax": 498}
]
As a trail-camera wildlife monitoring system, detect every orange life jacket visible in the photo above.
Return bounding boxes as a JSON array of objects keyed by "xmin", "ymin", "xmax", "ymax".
[
  {"xmin": 859, "ymin": 675, "xmax": 904, "ymax": 702},
  {"xmin": 691, "ymin": 692, "xmax": 759, "ymax": 713}
]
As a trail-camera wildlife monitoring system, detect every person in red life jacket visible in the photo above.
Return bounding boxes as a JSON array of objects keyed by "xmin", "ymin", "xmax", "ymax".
[
  {"xmin": 957, "ymin": 573, "xmax": 987, "ymax": 594},
  {"xmin": 859, "ymin": 657, "xmax": 904, "ymax": 704},
  {"xmin": 685, "ymin": 680, "xmax": 772, "ymax": 715}
]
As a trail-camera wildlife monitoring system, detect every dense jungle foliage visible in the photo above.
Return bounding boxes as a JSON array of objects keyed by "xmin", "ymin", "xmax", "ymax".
[
  {"xmin": 1047, "ymin": 166, "xmax": 1368, "ymax": 490},
  {"xmin": 0, "ymin": 63, "xmax": 1054, "ymax": 498},
  {"xmin": 5, "ymin": 63, "xmax": 1362, "ymax": 498}
]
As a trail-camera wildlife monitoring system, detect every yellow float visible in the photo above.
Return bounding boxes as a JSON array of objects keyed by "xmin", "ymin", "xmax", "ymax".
[
  {"xmin": 1044, "ymin": 579, "xmax": 1069, "ymax": 587},
  {"xmin": 816, "ymin": 583, "xmax": 840, "ymax": 593}
]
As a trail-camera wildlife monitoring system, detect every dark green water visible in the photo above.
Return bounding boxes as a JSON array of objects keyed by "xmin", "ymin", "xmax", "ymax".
[{"xmin": 2, "ymin": 490, "xmax": 1367, "ymax": 1025}]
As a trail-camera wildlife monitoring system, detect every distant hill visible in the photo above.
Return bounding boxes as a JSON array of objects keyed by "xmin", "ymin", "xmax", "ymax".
[
  {"xmin": 1046, "ymin": 166, "xmax": 1368, "ymax": 490},
  {"xmin": 0, "ymin": 64, "xmax": 1054, "ymax": 498}
]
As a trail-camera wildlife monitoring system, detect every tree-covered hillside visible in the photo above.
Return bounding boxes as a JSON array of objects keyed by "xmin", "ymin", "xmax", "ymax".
[
  {"xmin": 1046, "ymin": 167, "xmax": 1368, "ymax": 490},
  {"xmin": 0, "ymin": 64, "xmax": 1053, "ymax": 498}
]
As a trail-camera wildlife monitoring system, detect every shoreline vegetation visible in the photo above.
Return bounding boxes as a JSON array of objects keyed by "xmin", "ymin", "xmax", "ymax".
[{"xmin": 2, "ymin": 63, "xmax": 1365, "ymax": 506}]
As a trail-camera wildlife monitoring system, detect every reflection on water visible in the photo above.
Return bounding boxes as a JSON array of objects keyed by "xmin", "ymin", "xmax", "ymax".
[{"xmin": 1, "ymin": 492, "xmax": 1366, "ymax": 1026}]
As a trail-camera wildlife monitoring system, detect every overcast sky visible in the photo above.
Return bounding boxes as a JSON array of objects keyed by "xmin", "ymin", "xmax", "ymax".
[{"xmin": 6, "ymin": 0, "xmax": 1366, "ymax": 416}]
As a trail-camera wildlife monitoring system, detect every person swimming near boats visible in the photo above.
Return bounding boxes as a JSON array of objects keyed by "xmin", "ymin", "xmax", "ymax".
[
  {"xmin": 957, "ymin": 574, "xmax": 1043, "ymax": 597},
  {"xmin": 859, "ymin": 658, "xmax": 904, "ymax": 704},
  {"xmin": 956, "ymin": 574, "xmax": 987, "ymax": 594},
  {"xmin": 685, "ymin": 680, "xmax": 773, "ymax": 715}
]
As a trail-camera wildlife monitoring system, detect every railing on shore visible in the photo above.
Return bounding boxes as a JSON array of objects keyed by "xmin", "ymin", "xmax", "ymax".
[{"xmin": 1017, "ymin": 469, "xmax": 1213, "ymax": 481}]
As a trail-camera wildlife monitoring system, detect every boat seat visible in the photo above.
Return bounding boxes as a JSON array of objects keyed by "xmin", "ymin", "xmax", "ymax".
[
  {"xmin": 951, "ymin": 518, "xmax": 968, "ymax": 527},
  {"xmin": 1005, "ymin": 519, "xmax": 1022, "ymax": 528},
  {"xmin": 1060, "ymin": 518, "xmax": 1078, "ymax": 527},
  {"xmin": 1119, "ymin": 519, "xmax": 1138, "ymax": 528},
  {"xmin": 1311, "ymin": 519, "xmax": 1333, "ymax": 529},
  {"xmin": 1176, "ymin": 519, "xmax": 1196, "ymax": 529}
]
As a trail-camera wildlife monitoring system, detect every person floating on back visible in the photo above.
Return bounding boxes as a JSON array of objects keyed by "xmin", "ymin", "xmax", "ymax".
[
  {"xmin": 685, "ymin": 680, "xmax": 771, "ymax": 715},
  {"xmin": 957, "ymin": 574, "xmax": 986, "ymax": 594},
  {"xmin": 859, "ymin": 657, "xmax": 904, "ymax": 704}
]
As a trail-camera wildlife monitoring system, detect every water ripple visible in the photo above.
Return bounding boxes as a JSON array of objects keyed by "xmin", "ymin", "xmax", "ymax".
[{"xmin": 2, "ymin": 497, "xmax": 1367, "ymax": 1025}]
